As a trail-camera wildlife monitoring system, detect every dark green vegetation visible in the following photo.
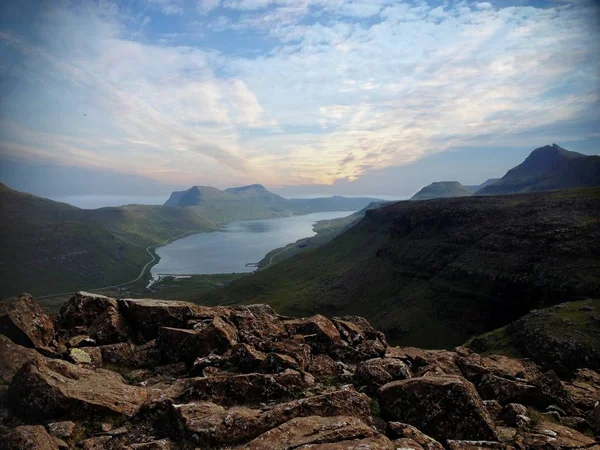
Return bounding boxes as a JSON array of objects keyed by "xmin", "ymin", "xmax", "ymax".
[
  {"xmin": 478, "ymin": 144, "xmax": 600, "ymax": 195},
  {"xmin": 164, "ymin": 184, "xmax": 381, "ymax": 222},
  {"xmin": 259, "ymin": 201, "xmax": 390, "ymax": 268},
  {"xmin": 411, "ymin": 181, "xmax": 473, "ymax": 200},
  {"xmin": 0, "ymin": 183, "xmax": 217, "ymax": 298},
  {"xmin": 199, "ymin": 188, "xmax": 600, "ymax": 349},
  {"xmin": 465, "ymin": 178, "xmax": 501, "ymax": 193},
  {"xmin": 467, "ymin": 299, "xmax": 600, "ymax": 375}
]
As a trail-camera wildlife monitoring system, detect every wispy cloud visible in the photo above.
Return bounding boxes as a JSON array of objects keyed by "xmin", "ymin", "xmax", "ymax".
[{"xmin": 0, "ymin": 0, "xmax": 598, "ymax": 190}]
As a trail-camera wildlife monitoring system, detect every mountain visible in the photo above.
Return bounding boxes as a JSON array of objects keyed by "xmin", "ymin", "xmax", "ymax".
[
  {"xmin": 477, "ymin": 144, "xmax": 600, "ymax": 195},
  {"xmin": 165, "ymin": 184, "xmax": 382, "ymax": 222},
  {"xmin": 199, "ymin": 188, "xmax": 600, "ymax": 348},
  {"xmin": 0, "ymin": 183, "xmax": 216, "ymax": 297},
  {"xmin": 464, "ymin": 178, "xmax": 500, "ymax": 193},
  {"xmin": 411, "ymin": 181, "xmax": 473, "ymax": 200}
]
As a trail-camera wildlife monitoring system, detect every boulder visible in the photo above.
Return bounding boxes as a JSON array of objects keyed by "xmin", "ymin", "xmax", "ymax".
[
  {"xmin": 97, "ymin": 342, "xmax": 135, "ymax": 365},
  {"xmin": 0, "ymin": 334, "xmax": 43, "ymax": 384},
  {"xmin": 385, "ymin": 347, "xmax": 462, "ymax": 377},
  {"xmin": 87, "ymin": 306, "xmax": 130, "ymax": 345},
  {"xmin": 7, "ymin": 358, "xmax": 157, "ymax": 421},
  {"xmin": 0, "ymin": 293, "xmax": 54, "ymax": 348},
  {"xmin": 259, "ymin": 339, "xmax": 312, "ymax": 371},
  {"xmin": 168, "ymin": 369, "xmax": 306, "ymax": 405},
  {"xmin": 261, "ymin": 352, "xmax": 301, "ymax": 374},
  {"xmin": 499, "ymin": 403, "xmax": 528, "ymax": 426},
  {"xmin": 230, "ymin": 304, "xmax": 288, "ymax": 345},
  {"xmin": 2, "ymin": 425, "xmax": 60, "ymax": 450},
  {"xmin": 478, "ymin": 374, "xmax": 537, "ymax": 405},
  {"xmin": 446, "ymin": 441, "xmax": 514, "ymax": 450},
  {"xmin": 589, "ymin": 403, "xmax": 600, "ymax": 435},
  {"xmin": 517, "ymin": 422, "xmax": 598, "ymax": 449},
  {"xmin": 173, "ymin": 389, "xmax": 372, "ymax": 446},
  {"xmin": 283, "ymin": 315, "xmax": 342, "ymax": 354},
  {"xmin": 378, "ymin": 376, "xmax": 497, "ymax": 442},
  {"xmin": 353, "ymin": 357, "xmax": 411, "ymax": 395},
  {"xmin": 564, "ymin": 368, "xmax": 600, "ymax": 410},
  {"xmin": 309, "ymin": 354, "xmax": 338, "ymax": 376},
  {"xmin": 456, "ymin": 354, "xmax": 542, "ymax": 384},
  {"xmin": 124, "ymin": 440, "xmax": 176, "ymax": 449},
  {"xmin": 386, "ymin": 422, "xmax": 444, "ymax": 450},
  {"xmin": 46, "ymin": 421, "xmax": 75, "ymax": 439},
  {"xmin": 230, "ymin": 343, "xmax": 267, "ymax": 372},
  {"xmin": 483, "ymin": 400, "xmax": 503, "ymax": 420},
  {"xmin": 118, "ymin": 298, "xmax": 229, "ymax": 342},
  {"xmin": 239, "ymin": 415, "xmax": 378, "ymax": 449},
  {"xmin": 54, "ymin": 292, "xmax": 118, "ymax": 332}
]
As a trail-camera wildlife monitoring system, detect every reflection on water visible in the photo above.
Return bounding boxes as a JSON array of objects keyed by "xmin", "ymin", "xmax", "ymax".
[{"xmin": 151, "ymin": 211, "xmax": 352, "ymax": 275}]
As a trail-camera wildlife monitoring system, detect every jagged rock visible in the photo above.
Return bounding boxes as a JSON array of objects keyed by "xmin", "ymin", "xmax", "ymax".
[
  {"xmin": 230, "ymin": 304, "xmax": 288, "ymax": 345},
  {"xmin": 230, "ymin": 343, "xmax": 266, "ymax": 372},
  {"xmin": 478, "ymin": 374, "xmax": 537, "ymax": 405},
  {"xmin": 456, "ymin": 354, "xmax": 541, "ymax": 384},
  {"xmin": 81, "ymin": 436, "xmax": 111, "ymax": 449},
  {"xmin": 124, "ymin": 440, "xmax": 176, "ymax": 449},
  {"xmin": 239, "ymin": 415, "xmax": 379, "ymax": 449},
  {"xmin": 189, "ymin": 354, "xmax": 226, "ymax": 377},
  {"xmin": 499, "ymin": 403, "xmax": 528, "ymax": 426},
  {"xmin": 97, "ymin": 342, "xmax": 135, "ymax": 365},
  {"xmin": 7, "ymin": 358, "xmax": 157, "ymax": 420},
  {"xmin": 168, "ymin": 369, "xmax": 306, "ymax": 405},
  {"xmin": 386, "ymin": 422, "xmax": 444, "ymax": 450},
  {"xmin": 118, "ymin": 298, "xmax": 229, "ymax": 342},
  {"xmin": 67, "ymin": 335, "xmax": 96, "ymax": 348},
  {"xmin": 353, "ymin": 357, "xmax": 412, "ymax": 395},
  {"xmin": 87, "ymin": 305, "xmax": 130, "ymax": 345},
  {"xmin": 483, "ymin": 400, "xmax": 503, "ymax": 420},
  {"xmin": 589, "ymin": 403, "xmax": 600, "ymax": 435},
  {"xmin": 259, "ymin": 339, "xmax": 312, "ymax": 370},
  {"xmin": 0, "ymin": 334, "xmax": 43, "ymax": 383},
  {"xmin": 46, "ymin": 421, "xmax": 75, "ymax": 439},
  {"xmin": 192, "ymin": 316, "xmax": 238, "ymax": 351},
  {"xmin": 55, "ymin": 292, "xmax": 118, "ymax": 333},
  {"xmin": 309, "ymin": 354, "xmax": 338, "ymax": 376},
  {"xmin": 447, "ymin": 441, "xmax": 514, "ymax": 449},
  {"xmin": 2, "ymin": 425, "xmax": 60, "ymax": 450},
  {"xmin": 516, "ymin": 422, "xmax": 598, "ymax": 449},
  {"xmin": 378, "ymin": 376, "xmax": 497, "ymax": 442},
  {"xmin": 261, "ymin": 352, "xmax": 301, "ymax": 373},
  {"xmin": 561, "ymin": 416, "xmax": 592, "ymax": 433},
  {"xmin": 385, "ymin": 347, "xmax": 463, "ymax": 377},
  {"xmin": 0, "ymin": 293, "xmax": 54, "ymax": 349},
  {"xmin": 515, "ymin": 415, "xmax": 531, "ymax": 428},
  {"xmin": 283, "ymin": 315, "xmax": 342, "ymax": 354},
  {"xmin": 68, "ymin": 347, "xmax": 92, "ymax": 364},
  {"xmin": 564, "ymin": 368, "xmax": 600, "ymax": 410},
  {"xmin": 78, "ymin": 346, "xmax": 103, "ymax": 367},
  {"xmin": 173, "ymin": 389, "xmax": 372, "ymax": 446}
]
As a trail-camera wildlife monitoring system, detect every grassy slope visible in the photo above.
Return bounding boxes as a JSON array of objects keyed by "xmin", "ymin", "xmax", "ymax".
[
  {"xmin": 466, "ymin": 299, "xmax": 600, "ymax": 373},
  {"xmin": 198, "ymin": 188, "xmax": 600, "ymax": 348},
  {"xmin": 0, "ymin": 184, "xmax": 216, "ymax": 297}
]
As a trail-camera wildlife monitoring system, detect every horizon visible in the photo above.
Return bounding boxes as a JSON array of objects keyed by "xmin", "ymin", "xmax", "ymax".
[{"xmin": 1, "ymin": 0, "xmax": 599, "ymax": 197}]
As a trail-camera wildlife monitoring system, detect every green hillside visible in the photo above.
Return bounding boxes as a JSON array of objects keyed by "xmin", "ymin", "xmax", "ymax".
[
  {"xmin": 0, "ymin": 184, "xmax": 216, "ymax": 297},
  {"xmin": 198, "ymin": 188, "xmax": 600, "ymax": 348},
  {"xmin": 411, "ymin": 181, "xmax": 473, "ymax": 200}
]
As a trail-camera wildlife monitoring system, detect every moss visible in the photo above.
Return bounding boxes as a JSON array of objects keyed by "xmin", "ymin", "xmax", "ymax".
[{"xmin": 370, "ymin": 398, "xmax": 381, "ymax": 417}]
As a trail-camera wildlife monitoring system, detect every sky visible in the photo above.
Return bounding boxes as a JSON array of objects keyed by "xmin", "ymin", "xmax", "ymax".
[{"xmin": 0, "ymin": 0, "xmax": 599, "ymax": 198}]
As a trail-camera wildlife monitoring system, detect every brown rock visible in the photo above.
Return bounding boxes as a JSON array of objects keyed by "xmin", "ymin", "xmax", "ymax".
[
  {"xmin": 87, "ymin": 306, "xmax": 130, "ymax": 345},
  {"xmin": 447, "ymin": 441, "xmax": 515, "ymax": 449},
  {"xmin": 230, "ymin": 304, "xmax": 288, "ymax": 345},
  {"xmin": 260, "ymin": 339, "xmax": 312, "ymax": 370},
  {"xmin": 0, "ymin": 334, "xmax": 43, "ymax": 384},
  {"xmin": 55, "ymin": 292, "xmax": 117, "ymax": 332},
  {"xmin": 230, "ymin": 343, "xmax": 267, "ymax": 372},
  {"xmin": 565, "ymin": 368, "xmax": 600, "ymax": 410},
  {"xmin": 387, "ymin": 422, "xmax": 444, "ymax": 450},
  {"xmin": 378, "ymin": 376, "xmax": 497, "ymax": 442},
  {"xmin": 589, "ymin": 403, "xmax": 600, "ymax": 435},
  {"xmin": 67, "ymin": 335, "xmax": 96, "ymax": 348},
  {"xmin": 168, "ymin": 369, "xmax": 306, "ymax": 405},
  {"xmin": 78, "ymin": 346, "xmax": 103, "ymax": 367},
  {"xmin": 483, "ymin": 400, "xmax": 503, "ymax": 420},
  {"xmin": 173, "ymin": 389, "xmax": 372, "ymax": 446},
  {"xmin": 284, "ymin": 315, "xmax": 342, "ymax": 354},
  {"xmin": 0, "ymin": 293, "xmax": 54, "ymax": 349},
  {"xmin": 302, "ymin": 435, "xmax": 397, "ymax": 449},
  {"xmin": 97, "ymin": 342, "xmax": 135, "ymax": 365},
  {"xmin": 309, "ymin": 354, "xmax": 338, "ymax": 376},
  {"xmin": 456, "ymin": 354, "xmax": 542, "ymax": 384},
  {"xmin": 517, "ymin": 422, "xmax": 598, "ymax": 449},
  {"xmin": 124, "ymin": 440, "xmax": 176, "ymax": 449},
  {"xmin": 478, "ymin": 374, "xmax": 537, "ymax": 405},
  {"xmin": 240, "ymin": 415, "xmax": 377, "ymax": 449},
  {"xmin": 46, "ymin": 421, "xmax": 75, "ymax": 439},
  {"xmin": 385, "ymin": 347, "xmax": 462, "ymax": 377},
  {"xmin": 354, "ymin": 357, "xmax": 411, "ymax": 395},
  {"xmin": 499, "ymin": 403, "xmax": 528, "ymax": 426},
  {"xmin": 81, "ymin": 436, "xmax": 112, "ymax": 449},
  {"xmin": 118, "ymin": 298, "xmax": 229, "ymax": 342},
  {"xmin": 2, "ymin": 425, "xmax": 60, "ymax": 450},
  {"xmin": 261, "ymin": 352, "xmax": 301, "ymax": 374},
  {"xmin": 8, "ymin": 358, "xmax": 156, "ymax": 421},
  {"xmin": 391, "ymin": 438, "xmax": 425, "ymax": 449}
]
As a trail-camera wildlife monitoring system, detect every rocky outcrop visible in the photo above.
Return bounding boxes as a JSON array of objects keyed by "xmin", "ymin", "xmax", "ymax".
[
  {"xmin": 0, "ymin": 294, "xmax": 54, "ymax": 349},
  {"xmin": 1, "ymin": 293, "xmax": 599, "ymax": 449}
]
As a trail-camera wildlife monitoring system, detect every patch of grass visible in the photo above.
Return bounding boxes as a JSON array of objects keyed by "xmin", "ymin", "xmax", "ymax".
[{"xmin": 370, "ymin": 398, "xmax": 381, "ymax": 417}]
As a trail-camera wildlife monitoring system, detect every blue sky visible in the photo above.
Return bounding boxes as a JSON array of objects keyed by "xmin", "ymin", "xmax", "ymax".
[{"xmin": 0, "ymin": 0, "xmax": 599, "ymax": 197}]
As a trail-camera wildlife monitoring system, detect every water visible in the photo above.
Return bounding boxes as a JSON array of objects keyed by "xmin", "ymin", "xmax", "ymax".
[
  {"xmin": 151, "ymin": 211, "xmax": 354, "ymax": 276},
  {"xmin": 49, "ymin": 195, "xmax": 169, "ymax": 209}
]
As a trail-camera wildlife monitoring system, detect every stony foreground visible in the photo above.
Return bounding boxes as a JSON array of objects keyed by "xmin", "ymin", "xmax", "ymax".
[{"xmin": 1, "ymin": 292, "xmax": 599, "ymax": 449}]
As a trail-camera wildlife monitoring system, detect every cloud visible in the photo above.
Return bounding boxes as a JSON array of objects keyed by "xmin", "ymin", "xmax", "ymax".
[{"xmin": 0, "ymin": 0, "xmax": 599, "ymax": 192}]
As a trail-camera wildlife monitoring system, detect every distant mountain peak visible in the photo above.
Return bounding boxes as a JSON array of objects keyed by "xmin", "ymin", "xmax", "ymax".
[
  {"xmin": 226, "ymin": 184, "xmax": 267, "ymax": 192},
  {"xmin": 411, "ymin": 181, "xmax": 472, "ymax": 200}
]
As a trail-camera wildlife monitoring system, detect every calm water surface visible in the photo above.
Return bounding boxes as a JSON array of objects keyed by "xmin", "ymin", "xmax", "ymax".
[{"xmin": 151, "ymin": 211, "xmax": 353, "ymax": 275}]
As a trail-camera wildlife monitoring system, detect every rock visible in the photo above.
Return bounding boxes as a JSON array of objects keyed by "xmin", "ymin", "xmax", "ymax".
[
  {"xmin": 67, "ymin": 335, "xmax": 96, "ymax": 348},
  {"xmin": 515, "ymin": 415, "xmax": 531, "ymax": 428},
  {"xmin": 68, "ymin": 347, "xmax": 93, "ymax": 364},
  {"xmin": 392, "ymin": 438, "xmax": 425, "ymax": 449},
  {"xmin": 52, "ymin": 437, "xmax": 69, "ymax": 449},
  {"xmin": 378, "ymin": 376, "xmax": 498, "ymax": 442},
  {"xmin": 561, "ymin": 416, "xmax": 592, "ymax": 433},
  {"xmin": 55, "ymin": 292, "xmax": 118, "ymax": 333},
  {"xmin": 2, "ymin": 425, "xmax": 60, "ymax": 449},
  {"xmin": 564, "ymin": 368, "xmax": 600, "ymax": 410},
  {"xmin": 519, "ymin": 422, "xmax": 598, "ymax": 449},
  {"xmin": 124, "ymin": 440, "xmax": 176, "ymax": 449},
  {"xmin": 229, "ymin": 343, "xmax": 266, "ymax": 372},
  {"xmin": 168, "ymin": 369, "xmax": 306, "ymax": 405},
  {"xmin": 81, "ymin": 436, "xmax": 112, "ymax": 449},
  {"xmin": 97, "ymin": 342, "xmax": 135, "ymax": 364},
  {"xmin": 478, "ymin": 374, "xmax": 537, "ymax": 405},
  {"xmin": 239, "ymin": 415, "xmax": 378, "ymax": 449},
  {"xmin": 589, "ymin": 403, "xmax": 600, "ymax": 435},
  {"xmin": 499, "ymin": 403, "xmax": 528, "ymax": 426},
  {"xmin": 46, "ymin": 421, "xmax": 75, "ymax": 439},
  {"xmin": 192, "ymin": 316, "xmax": 238, "ymax": 352},
  {"xmin": 283, "ymin": 315, "xmax": 342, "ymax": 354},
  {"xmin": 118, "ymin": 298, "xmax": 229, "ymax": 342},
  {"xmin": 446, "ymin": 441, "xmax": 514, "ymax": 449},
  {"xmin": 385, "ymin": 347, "xmax": 463, "ymax": 377},
  {"xmin": 259, "ymin": 339, "xmax": 312, "ymax": 371},
  {"xmin": 456, "ymin": 353, "xmax": 541, "ymax": 384},
  {"xmin": 261, "ymin": 352, "xmax": 301, "ymax": 374},
  {"xmin": 483, "ymin": 400, "xmax": 503, "ymax": 420},
  {"xmin": 230, "ymin": 304, "xmax": 288, "ymax": 345},
  {"xmin": 0, "ymin": 293, "xmax": 54, "ymax": 349},
  {"xmin": 7, "ymin": 358, "xmax": 156, "ymax": 420},
  {"xmin": 353, "ymin": 357, "xmax": 411, "ymax": 395},
  {"xmin": 0, "ymin": 334, "xmax": 43, "ymax": 383},
  {"xmin": 309, "ymin": 354, "xmax": 338, "ymax": 376},
  {"xmin": 189, "ymin": 354, "xmax": 226, "ymax": 377},
  {"xmin": 386, "ymin": 422, "xmax": 444, "ymax": 450},
  {"xmin": 79, "ymin": 346, "xmax": 103, "ymax": 367},
  {"xmin": 87, "ymin": 305, "xmax": 130, "ymax": 345},
  {"xmin": 173, "ymin": 389, "xmax": 372, "ymax": 446}
]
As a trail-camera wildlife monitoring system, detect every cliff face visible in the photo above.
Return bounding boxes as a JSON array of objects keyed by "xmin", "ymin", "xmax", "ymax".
[
  {"xmin": 200, "ymin": 188, "xmax": 600, "ymax": 348},
  {"xmin": 1, "ymin": 292, "xmax": 599, "ymax": 449}
]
